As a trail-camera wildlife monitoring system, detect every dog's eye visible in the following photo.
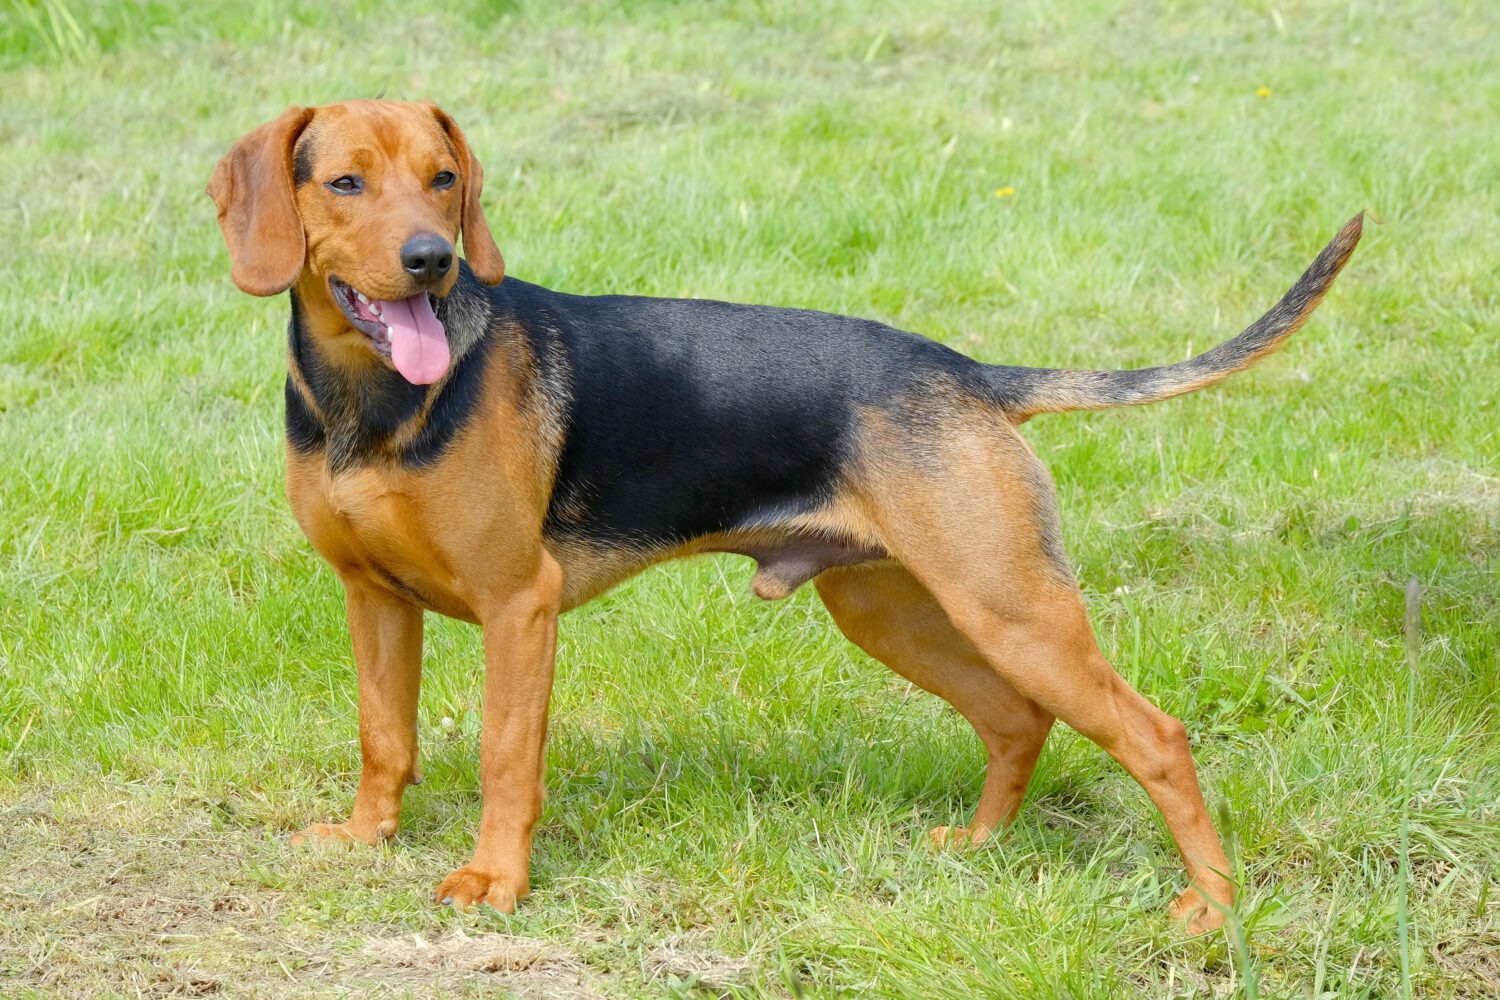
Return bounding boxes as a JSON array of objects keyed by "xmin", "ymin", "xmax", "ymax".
[
  {"xmin": 327, "ymin": 176, "xmax": 363, "ymax": 195},
  {"xmin": 432, "ymin": 171, "xmax": 456, "ymax": 190}
]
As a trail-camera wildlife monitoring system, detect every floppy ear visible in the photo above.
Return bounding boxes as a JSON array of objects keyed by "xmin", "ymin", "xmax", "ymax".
[
  {"xmin": 432, "ymin": 107, "xmax": 505, "ymax": 285},
  {"xmin": 207, "ymin": 106, "xmax": 314, "ymax": 296}
]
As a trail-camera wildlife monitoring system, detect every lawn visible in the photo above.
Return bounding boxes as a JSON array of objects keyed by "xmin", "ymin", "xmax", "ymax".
[{"xmin": 1, "ymin": 0, "xmax": 1497, "ymax": 996}]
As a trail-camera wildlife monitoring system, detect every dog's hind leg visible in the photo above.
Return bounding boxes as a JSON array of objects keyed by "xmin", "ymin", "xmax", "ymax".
[
  {"xmin": 858, "ymin": 417, "xmax": 1234, "ymax": 932},
  {"xmin": 816, "ymin": 563, "xmax": 1054, "ymax": 849}
]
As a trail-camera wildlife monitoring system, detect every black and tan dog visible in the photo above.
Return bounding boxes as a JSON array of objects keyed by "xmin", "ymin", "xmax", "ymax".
[{"xmin": 208, "ymin": 99, "xmax": 1361, "ymax": 933}]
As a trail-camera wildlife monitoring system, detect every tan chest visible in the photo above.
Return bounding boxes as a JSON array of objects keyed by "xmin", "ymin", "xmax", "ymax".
[{"xmin": 285, "ymin": 457, "xmax": 481, "ymax": 621}]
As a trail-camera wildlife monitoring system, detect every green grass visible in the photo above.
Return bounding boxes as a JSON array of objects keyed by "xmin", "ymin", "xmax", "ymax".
[{"xmin": 2, "ymin": 0, "xmax": 1497, "ymax": 996}]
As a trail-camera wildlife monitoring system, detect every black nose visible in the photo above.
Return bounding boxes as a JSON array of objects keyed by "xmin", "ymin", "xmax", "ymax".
[{"xmin": 400, "ymin": 234, "xmax": 453, "ymax": 284}]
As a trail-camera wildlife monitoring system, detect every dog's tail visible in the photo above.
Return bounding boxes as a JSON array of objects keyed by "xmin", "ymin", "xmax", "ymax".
[{"xmin": 990, "ymin": 213, "xmax": 1364, "ymax": 422}]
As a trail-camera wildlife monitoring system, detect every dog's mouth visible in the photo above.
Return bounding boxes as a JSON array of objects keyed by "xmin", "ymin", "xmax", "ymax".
[{"xmin": 329, "ymin": 276, "xmax": 450, "ymax": 385}]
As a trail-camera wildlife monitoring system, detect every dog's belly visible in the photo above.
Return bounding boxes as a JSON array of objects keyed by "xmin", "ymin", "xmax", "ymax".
[{"xmin": 546, "ymin": 523, "xmax": 888, "ymax": 612}]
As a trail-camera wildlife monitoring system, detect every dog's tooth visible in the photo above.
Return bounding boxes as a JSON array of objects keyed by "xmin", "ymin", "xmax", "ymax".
[{"xmin": 356, "ymin": 292, "xmax": 368, "ymax": 303}]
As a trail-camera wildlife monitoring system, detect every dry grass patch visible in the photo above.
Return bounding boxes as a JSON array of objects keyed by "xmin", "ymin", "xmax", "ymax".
[
  {"xmin": 365, "ymin": 930, "xmax": 604, "ymax": 998},
  {"xmin": 644, "ymin": 933, "xmax": 760, "ymax": 996}
]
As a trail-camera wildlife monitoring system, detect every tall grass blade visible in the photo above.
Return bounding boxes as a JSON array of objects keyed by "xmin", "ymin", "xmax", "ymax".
[{"xmin": 1398, "ymin": 577, "xmax": 1421, "ymax": 1000}]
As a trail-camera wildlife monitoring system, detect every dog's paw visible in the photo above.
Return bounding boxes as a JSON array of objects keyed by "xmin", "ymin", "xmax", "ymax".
[
  {"xmin": 1168, "ymin": 887, "xmax": 1227, "ymax": 935},
  {"xmin": 928, "ymin": 825, "xmax": 992, "ymax": 850},
  {"xmin": 432, "ymin": 866, "xmax": 528, "ymax": 913},
  {"xmin": 290, "ymin": 818, "xmax": 396, "ymax": 847}
]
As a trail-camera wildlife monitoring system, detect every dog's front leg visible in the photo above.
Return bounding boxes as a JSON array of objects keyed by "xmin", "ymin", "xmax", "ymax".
[
  {"xmin": 293, "ymin": 580, "xmax": 424, "ymax": 846},
  {"xmin": 434, "ymin": 552, "xmax": 563, "ymax": 912}
]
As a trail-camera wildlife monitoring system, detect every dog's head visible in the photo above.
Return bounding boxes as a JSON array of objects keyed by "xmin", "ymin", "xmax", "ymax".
[{"xmin": 208, "ymin": 100, "xmax": 504, "ymax": 384}]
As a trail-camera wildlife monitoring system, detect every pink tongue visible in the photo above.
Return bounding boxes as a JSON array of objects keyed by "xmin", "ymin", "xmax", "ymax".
[{"xmin": 379, "ymin": 294, "xmax": 450, "ymax": 384}]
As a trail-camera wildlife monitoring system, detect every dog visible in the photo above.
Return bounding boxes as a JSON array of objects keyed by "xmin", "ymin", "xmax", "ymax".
[{"xmin": 208, "ymin": 99, "xmax": 1361, "ymax": 933}]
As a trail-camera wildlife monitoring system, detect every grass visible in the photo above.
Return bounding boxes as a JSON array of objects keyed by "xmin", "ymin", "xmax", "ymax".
[{"xmin": 1, "ymin": 0, "xmax": 1497, "ymax": 996}]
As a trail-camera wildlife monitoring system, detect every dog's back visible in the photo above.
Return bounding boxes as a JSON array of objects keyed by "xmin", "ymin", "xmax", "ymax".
[{"xmin": 511, "ymin": 277, "xmax": 991, "ymax": 548}]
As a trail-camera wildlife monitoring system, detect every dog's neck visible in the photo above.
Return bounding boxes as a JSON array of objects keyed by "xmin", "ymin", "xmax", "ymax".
[{"xmin": 284, "ymin": 264, "xmax": 495, "ymax": 472}]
